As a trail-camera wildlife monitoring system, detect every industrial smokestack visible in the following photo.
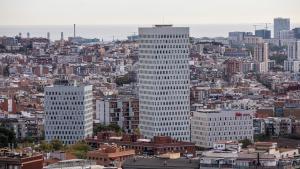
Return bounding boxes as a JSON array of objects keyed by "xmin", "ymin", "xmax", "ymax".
[
  {"xmin": 47, "ymin": 32, "xmax": 50, "ymax": 40},
  {"xmin": 73, "ymin": 24, "xmax": 76, "ymax": 38}
]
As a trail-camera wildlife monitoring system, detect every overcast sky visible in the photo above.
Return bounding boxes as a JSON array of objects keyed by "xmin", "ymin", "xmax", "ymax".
[{"xmin": 0, "ymin": 0, "xmax": 299, "ymax": 25}]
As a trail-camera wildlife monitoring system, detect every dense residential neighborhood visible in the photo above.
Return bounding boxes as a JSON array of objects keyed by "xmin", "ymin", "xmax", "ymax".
[{"xmin": 0, "ymin": 17, "xmax": 300, "ymax": 169}]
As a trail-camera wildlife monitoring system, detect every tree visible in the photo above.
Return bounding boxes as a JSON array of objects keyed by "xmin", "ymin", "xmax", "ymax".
[
  {"xmin": 50, "ymin": 139, "xmax": 63, "ymax": 151},
  {"xmin": 39, "ymin": 141, "xmax": 53, "ymax": 152},
  {"xmin": 269, "ymin": 55, "xmax": 287, "ymax": 66},
  {"xmin": 239, "ymin": 139, "xmax": 252, "ymax": 148},
  {"xmin": 93, "ymin": 123, "xmax": 123, "ymax": 136},
  {"xmin": 133, "ymin": 128, "xmax": 141, "ymax": 135},
  {"xmin": 115, "ymin": 71, "xmax": 137, "ymax": 86},
  {"xmin": 0, "ymin": 127, "xmax": 16, "ymax": 148},
  {"xmin": 254, "ymin": 134, "xmax": 270, "ymax": 142},
  {"xmin": 108, "ymin": 124, "xmax": 122, "ymax": 134},
  {"xmin": 68, "ymin": 141, "xmax": 90, "ymax": 159}
]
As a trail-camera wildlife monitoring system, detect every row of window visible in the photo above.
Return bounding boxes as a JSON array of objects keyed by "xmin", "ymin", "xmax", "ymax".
[
  {"xmin": 139, "ymin": 49, "xmax": 188, "ymax": 54},
  {"xmin": 140, "ymin": 44, "xmax": 189, "ymax": 48},
  {"xmin": 139, "ymin": 54, "xmax": 188, "ymax": 60},
  {"xmin": 45, "ymin": 110, "xmax": 91, "ymax": 115},
  {"xmin": 140, "ymin": 39, "xmax": 189, "ymax": 44},
  {"xmin": 45, "ymin": 91, "xmax": 88, "ymax": 95},
  {"xmin": 140, "ymin": 119, "xmax": 190, "ymax": 127},
  {"xmin": 140, "ymin": 62, "xmax": 189, "ymax": 67},
  {"xmin": 46, "ymin": 135, "xmax": 84, "ymax": 140},
  {"xmin": 46, "ymin": 121, "xmax": 84, "ymax": 125},
  {"xmin": 140, "ymin": 110, "xmax": 189, "ymax": 116},
  {"xmin": 140, "ymin": 99, "xmax": 189, "ymax": 106},
  {"xmin": 139, "ymin": 89, "xmax": 189, "ymax": 95},
  {"xmin": 140, "ymin": 34, "xmax": 188, "ymax": 39},
  {"xmin": 140, "ymin": 104, "xmax": 189, "ymax": 111},
  {"xmin": 140, "ymin": 75, "xmax": 189, "ymax": 81}
]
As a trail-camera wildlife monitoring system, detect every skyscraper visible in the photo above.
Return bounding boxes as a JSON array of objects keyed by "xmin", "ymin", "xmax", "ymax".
[
  {"xmin": 138, "ymin": 25, "xmax": 190, "ymax": 141},
  {"xmin": 274, "ymin": 17, "xmax": 290, "ymax": 39},
  {"xmin": 44, "ymin": 79, "xmax": 93, "ymax": 145}
]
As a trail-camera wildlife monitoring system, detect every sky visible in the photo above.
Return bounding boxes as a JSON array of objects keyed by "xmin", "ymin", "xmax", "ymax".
[{"xmin": 0, "ymin": 0, "xmax": 300, "ymax": 25}]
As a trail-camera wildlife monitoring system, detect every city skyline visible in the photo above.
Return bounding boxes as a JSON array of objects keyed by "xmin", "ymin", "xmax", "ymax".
[{"xmin": 0, "ymin": 0, "xmax": 300, "ymax": 25}]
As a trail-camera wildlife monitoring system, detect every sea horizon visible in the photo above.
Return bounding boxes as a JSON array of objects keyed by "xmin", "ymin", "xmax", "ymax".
[{"xmin": 1, "ymin": 23, "xmax": 299, "ymax": 41}]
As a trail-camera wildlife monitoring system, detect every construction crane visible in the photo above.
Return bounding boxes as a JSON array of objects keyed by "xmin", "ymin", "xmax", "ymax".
[
  {"xmin": 253, "ymin": 25, "xmax": 260, "ymax": 31},
  {"xmin": 264, "ymin": 23, "xmax": 272, "ymax": 30}
]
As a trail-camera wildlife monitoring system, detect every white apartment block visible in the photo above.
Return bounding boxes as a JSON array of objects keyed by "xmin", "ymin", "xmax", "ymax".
[
  {"xmin": 191, "ymin": 109, "xmax": 254, "ymax": 148},
  {"xmin": 44, "ymin": 79, "xmax": 93, "ymax": 145},
  {"xmin": 284, "ymin": 40, "xmax": 300, "ymax": 73},
  {"xmin": 138, "ymin": 25, "xmax": 190, "ymax": 141},
  {"xmin": 253, "ymin": 43, "xmax": 269, "ymax": 73}
]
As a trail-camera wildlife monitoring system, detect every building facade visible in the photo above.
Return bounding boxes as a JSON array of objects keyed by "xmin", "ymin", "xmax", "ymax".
[
  {"xmin": 284, "ymin": 40, "xmax": 300, "ymax": 73},
  {"xmin": 255, "ymin": 29, "xmax": 271, "ymax": 39},
  {"xmin": 138, "ymin": 25, "xmax": 190, "ymax": 141},
  {"xmin": 191, "ymin": 109, "xmax": 254, "ymax": 148},
  {"xmin": 274, "ymin": 17, "xmax": 290, "ymax": 39},
  {"xmin": 253, "ymin": 43, "xmax": 269, "ymax": 73},
  {"xmin": 95, "ymin": 97, "xmax": 139, "ymax": 133},
  {"xmin": 44, "ymin": 79, "xmax": 93, "ymax": 145}
]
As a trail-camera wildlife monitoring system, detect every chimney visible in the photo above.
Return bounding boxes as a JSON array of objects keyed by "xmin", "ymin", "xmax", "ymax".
[
  {"xmin": 61, "ymin": 32, "xmax": 64, "ymax": 41},
  {"xmin": 74, "ymin": 24, "xmax": 76, "ymax": 38}
]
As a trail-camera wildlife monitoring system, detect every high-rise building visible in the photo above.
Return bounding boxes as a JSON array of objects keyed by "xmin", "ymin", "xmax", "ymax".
[
  {"xmin": 274, "ymin": 17, "xmax": 290, "ymax": 39},
  {"xmin": 138, "ymin": 25, "xmax": 190, "ymax": 141},
  {"xmin": 253, "ymin": 42, "xmax": 269, "ymax": 72},
  {"xmin": 293, "ymin": 28, "xmax": 300, "ymax": 39},
  {"xmin": 44, "ymin": 79, "xmax": 93, "ymax": 145},
  {"xmin": 279, "ymin": 30, "xmax": 295, "ymax": 40},
  {"xmin": 255, "ymin": 29, "xmax": 271, "ymax": 39},
  {"xmin": 284, "ymin": 40, "xmax": 300, "ymax": 73},
  {"xmin": 191, "ymin": 109, "xmax": 254, "ymax": 148},
  {"xmin": 228, "ymin": 32, "xmax": 252, "ymax": 45}
]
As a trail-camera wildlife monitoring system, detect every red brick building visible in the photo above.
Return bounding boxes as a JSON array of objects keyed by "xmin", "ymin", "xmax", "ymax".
[
  {"xmin": 0, "ymin": 152, "xmax": 43, "ymax": 169},
  {"xmin": 87, "ymin": 144, "xmax": 135, "ymax": 168},
  {"xmin": 86, "ymin": 132, "xmax": 196, "ymax": 157}
]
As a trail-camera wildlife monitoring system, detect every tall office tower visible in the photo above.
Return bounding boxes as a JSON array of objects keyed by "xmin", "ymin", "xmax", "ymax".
[
  {"xmin": 274, "ymin": 17, "xmax": 290, "ymax": 39},
  {"xmin": 138, "ymin": 25, "xmax": 190, "ymax": 141},
  {"xmin": 44, "ymin": 79, "xmax": 93, "ymax": 145},
  {"xmin": 253, "ymin": 42, "xmax": 269, "ymax": 72},
  {"xmin": 255, "ymin": 29, "xmax": 271, "ymax": 39},
  {"xmin": 284, "ymin": 40, "xmax": 300, "ymax": 73},
  {"xmin": 27, "ymin": 32, "xmax": 30, "ymax": 38},
  {"xmin": 47, "ymin": 32, "xmax": 50, "ymax": 40},
  {"xmin": 61, "ymin": 32, "xmax": 64, "ymax": 41}
]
